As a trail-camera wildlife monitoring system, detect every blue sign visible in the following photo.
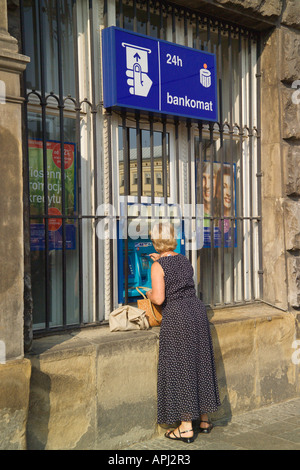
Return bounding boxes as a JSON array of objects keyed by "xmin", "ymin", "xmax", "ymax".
[{"xmin": 102, "ymin": 27, "xmax": 218, "ymax": 122}]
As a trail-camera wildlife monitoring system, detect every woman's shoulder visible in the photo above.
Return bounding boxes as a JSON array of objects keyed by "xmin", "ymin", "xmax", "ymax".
[{"xmin": 157, "ymin": 253, "xmax": 187, "ymax": 263}]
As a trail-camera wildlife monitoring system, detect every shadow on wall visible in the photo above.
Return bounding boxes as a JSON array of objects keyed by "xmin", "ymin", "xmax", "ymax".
[
  {"xmin": 26, "ymin": 361, "xmax": 51, "ymax": 450},
  {"xmin": 207, "ymin": 307, "xmax": 232, "ymax": 426}
]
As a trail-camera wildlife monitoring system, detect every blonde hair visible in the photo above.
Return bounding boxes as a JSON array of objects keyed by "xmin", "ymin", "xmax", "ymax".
[{"xmin": 151, "ymin": 222, "xmax": 177, "ymax": 253}]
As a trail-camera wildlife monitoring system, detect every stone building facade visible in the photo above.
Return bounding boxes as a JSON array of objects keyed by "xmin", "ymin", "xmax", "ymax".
[{"xmin": 0, "ymin": 0, "xmax": 300, "ymax": 450}]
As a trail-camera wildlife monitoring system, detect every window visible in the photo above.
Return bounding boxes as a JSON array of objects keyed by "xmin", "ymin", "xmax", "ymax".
[
  {"xmin": 21, "ymin": 0, "xmax": 101, "ymax": 331},
  {"xmin": 21, "ymin": 0, "xmax": 262, "ymax": 336},
  {"xmin": 115, "ymin": 0, "xmax": 262, "ymax": 307},
  {"xmin": 118, "ymin": 125, "xmax": 170, "ymax": 199}
]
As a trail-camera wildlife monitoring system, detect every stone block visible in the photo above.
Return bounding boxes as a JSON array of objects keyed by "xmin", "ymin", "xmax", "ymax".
[
  {"xmin": 214, "ymin": 0, "xmax": 282, "ymax": 18},
  {"xmin": 281, "ymin": 0, "xmax": 300, "ymax": 30},
  {"xmin": 284, "ymin": 144, "xmax": 300, "ymax": 196},
  {"xmin": 280, "ymin": 27, "xmax": 300, "ymax": 83},
  {"xmin": 261, "ymin": 28, "xmax": 280, "ymax": 88},
  {"xmin": 210, "ymin": 305, "xmax": 297, "ymax": 421},
  {"xmin": 283, "ymin": 198, "xmax": 300, "ymax": 252},
  {"xmin": 281, "ymin": 86, "xmax": 300, "ymax": 140},
  {"xmin": 261, "ymin": 143, "xmax": 282, "ymax": 198},
  {"xmin": 27, "ymin": 338, "xmax": 98, "ymax": 450},
  {"xmin": 95, "ymin": 330, "xmax": 159, "ymax": 450},
  {"xmin": 261, "ymin": 197, "xmax": 288, "ymax": 309},
  {"xmin": 255, "ymin": 313, "xmax": 297, "ymax": 403},
  {"xmin": 0, "ymin": 359, "xmax": 31, "ymax": 450},
  {"xmin": 0, "ymin": 121, "xmax": 24, "ymax": 360},
  {"xmin": 26, "ymin": 328, "xmax": 160, "ymax": 450},
  {"xmin": 287, "ymin": 254, "xmax": 300, "ymax": 308},
  {"xmin": 261, "ymin": 85, "xmax": 281, "ymax": 144}
]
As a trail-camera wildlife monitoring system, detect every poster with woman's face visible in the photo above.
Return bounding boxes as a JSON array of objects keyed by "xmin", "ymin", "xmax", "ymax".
[{"xmin": 201, "ymin": 161, "xmax": 237, "ymax": 248}]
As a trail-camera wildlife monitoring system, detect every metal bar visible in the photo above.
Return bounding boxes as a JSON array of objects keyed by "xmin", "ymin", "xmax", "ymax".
[
  {"xmin": 209, "ymin": 122, "xmax": 215, "ymax": 305},
  {"xmin": 72, "ymin": 0, "xmax": 83, "ymax": 325},
  {"xmin": 238, "ymin": 28, "xmax": 245, "ymax": 302},
  {"xmin": 29, "ymin": 213, "xmax": 261, "ymax": 221},
  {"xmin": 172, "ymin": 5, "xmax": 176, "ymax": 43},
  {"xmin": 56, "ymin": 0, "xmax": 67, "ymax": 326},
  {"xmin": 218, "ymin": 24, "xmax": 225, "ymax": 305},
  {"xmin": 136, "ymin": 111, "xmax": 142, "ymax": 203},
  {"xmin": 122, "ymin": 112, "xmax": 129, "ymax": 305},
  {"xmin": 228, "ymin": 24, "xmax": 235, "ymax": 304},
  {"xmin": 20, "ymin": 0, "xmax": 33, "ymax": 350},
  {"xmin": 107, "ymin": 111, "xmax": 114, "ymax": 313},
  {"xmin": 103, "ymin": 0, "xmax": 108, "ymax": 28},
  {"xmin": 89, "ymin": 0, "xmax": 100, "ymax": 319},
  {"xmin": 174, "ymin": 118, "xmax": 180, "ymax": 204},
  {"xmin": 146, "ymin": 0, "xmax": 150, "ymax": 36},
  {"xmin": 184, "ymin": 9, "xmax": 188, "ymax": 47},
  {"xmin": 195, "ymin": 15, "xmax": 199, "ymax": 50},
  {"xmin": 38, "ymin": 0, "xmax": 50, "ymax": 329},
  {"xmin": 256, "ymin": 34, "xmax": 263, "ymax": 299},
  {"xmin": 133, "ymin": 0, "xmax": 137, "ymax": 32},
  {"xmin": 119, "ymin": 0, "xmax": 123, "ymax": 28},
  {"xmin": 162, "ymin": 117, "xmax": 167, "ymax": 203},
  {"xmin": 197, "ymin": 121, "xmax": 204, "ymax": 300},
  {"xmin": 150, "ymin": 113, "xmax": 155, "ymax": 205},
  {"xmin": 187, "ymin": 119, "xmax": 192, "ymax": 262},
  {"xmin": 248, "ymin": 32, "xmax": 254, "ymax": 300},
  {"xmin": 207, "ymin": 16, "xmax": 211, "ymax": 53},
  {"xmin": 159, "ymin": 2, "xmax": 164, "ymax": 40}
]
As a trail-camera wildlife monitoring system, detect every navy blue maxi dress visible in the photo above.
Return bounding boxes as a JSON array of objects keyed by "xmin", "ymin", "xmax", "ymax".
[{"xmin": 156, "ymin": 253, "xmax": 221, "ymax": 425}]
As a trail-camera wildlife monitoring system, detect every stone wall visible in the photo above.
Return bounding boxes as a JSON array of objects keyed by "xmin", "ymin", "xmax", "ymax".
[
  {"xmin": 1, "ymin": 0, "xmax": 300, "ymax": 450},
  {"xmin": 0, "ymin": 0, "xmax": 31, "ymax": 451},
  {"xmin": 260, "ymin": 1, "xmax": 300, "ymax": 310},
  {"xmin": 25, "ymin": 304, "xmax": 298, "ymax": 450}
]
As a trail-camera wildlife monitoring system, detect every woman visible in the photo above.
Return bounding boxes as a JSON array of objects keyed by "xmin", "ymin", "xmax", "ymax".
[{"xmin": 147, "ymin": 222, "xmax": 220, "ymax": 443}]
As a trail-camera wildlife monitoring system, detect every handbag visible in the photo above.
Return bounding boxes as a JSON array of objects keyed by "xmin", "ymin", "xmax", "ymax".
[
  {"xmin": 136, "ymin": 287, "xmax": 162, "ymax": 327},
  {"xmin": 109, "ymin": 304, "xmax": 149, "ymax": 332}
]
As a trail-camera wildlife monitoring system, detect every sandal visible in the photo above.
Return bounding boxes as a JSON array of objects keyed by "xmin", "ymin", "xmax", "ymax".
[
  {"xmin": 165, "ymin": 427, "xmax": 195, "ymax": 443},
  {"xmin": 199, "ymin": 420, "xmax": 213, "ymax": 434}
]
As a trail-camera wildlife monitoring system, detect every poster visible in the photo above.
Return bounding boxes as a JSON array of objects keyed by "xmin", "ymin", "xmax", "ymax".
[
  {"xmin": 201, "ymin": 161, "xmax": 237, "ymax": 248},
  {"xmin": 29, "ymin": 139, "xmax": 76, "ymax": 251}
]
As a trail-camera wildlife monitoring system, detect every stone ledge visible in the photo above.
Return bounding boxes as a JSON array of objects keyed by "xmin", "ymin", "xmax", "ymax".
[
  {"xmin": 209, "ymin": 301, "xmax": 288, "ymax": 324},
  {"xmin": 27, "ymin": 302, "xmax": 290, "ymax": 366},
  {"xmin": 26, "ymin": 302, "xmax": 298, "ymax": 449}
]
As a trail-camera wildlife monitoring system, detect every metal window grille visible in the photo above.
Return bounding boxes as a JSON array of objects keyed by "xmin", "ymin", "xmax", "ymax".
[{"xmin": 20, "ymin": 0, "xmax": 262, "ymax": 336}]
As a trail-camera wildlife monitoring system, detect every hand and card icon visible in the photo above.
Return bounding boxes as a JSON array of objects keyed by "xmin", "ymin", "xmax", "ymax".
[{"xmin": 122, "ymin": 42, "xmax": 153, "ymax": 97}]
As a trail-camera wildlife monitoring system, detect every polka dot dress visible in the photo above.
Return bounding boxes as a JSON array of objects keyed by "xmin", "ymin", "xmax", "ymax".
[{"xmin": 156, "ymin": 254, "xmax": 221, "ymax": 425}]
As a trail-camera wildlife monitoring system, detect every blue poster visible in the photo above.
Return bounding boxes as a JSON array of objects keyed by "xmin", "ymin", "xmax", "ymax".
[{"xmin": 102, "ymin": 27, "xmax": 218, "ymax": 122}]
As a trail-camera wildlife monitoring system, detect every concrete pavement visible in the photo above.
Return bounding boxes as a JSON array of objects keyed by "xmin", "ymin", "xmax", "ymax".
[{"xmin": 124, "ymin": 397, "xmax": 300, "ymax": 450}]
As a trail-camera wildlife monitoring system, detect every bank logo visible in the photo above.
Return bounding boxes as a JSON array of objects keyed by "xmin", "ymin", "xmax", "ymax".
[
  {"xmin": 200, "ymin": 64, "xmax": 211, "ymax": 88},
  {"xmin": 122, "ymin": 42, "xmax": 153, "ymax": 97}
]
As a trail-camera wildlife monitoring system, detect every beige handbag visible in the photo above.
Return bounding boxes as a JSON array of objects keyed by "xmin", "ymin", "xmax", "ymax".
[
  {"xmin": 136, "ymin": 287, "xmax": 162, "ymax": 327},
  {"xmin": 109, "ymin": 304, "xmax": 150, "ymax": 332}
]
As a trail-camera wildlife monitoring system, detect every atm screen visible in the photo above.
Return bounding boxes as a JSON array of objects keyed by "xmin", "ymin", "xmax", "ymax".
[{"xmin": 117, "ymin": 224, "xmax": 185, "ymax": 303}]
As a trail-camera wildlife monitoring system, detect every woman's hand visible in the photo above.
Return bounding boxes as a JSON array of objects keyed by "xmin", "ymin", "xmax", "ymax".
[
  {"xmin": 149, "ymin": 253, "xmax": 160, "ymax": 261},
  {"xmin": 146, "ymin": 290, "xmax": 152, "ymax": 299}
]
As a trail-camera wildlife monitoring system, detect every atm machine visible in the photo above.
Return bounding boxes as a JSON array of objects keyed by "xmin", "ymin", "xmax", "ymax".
[{"xmin": 117, "ymin": 220, "xmax": 185, "ymax": 304}]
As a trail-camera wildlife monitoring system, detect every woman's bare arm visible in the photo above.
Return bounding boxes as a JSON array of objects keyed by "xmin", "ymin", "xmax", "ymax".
[{"xmin": 146, "ymin": 261, "xmax": 165, "ymax": 305}]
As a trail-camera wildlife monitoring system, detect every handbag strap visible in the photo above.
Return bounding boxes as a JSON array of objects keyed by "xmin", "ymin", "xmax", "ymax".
[
  {"xmin": 136, "ymin": 287, "xmax": 147, "ymax": 299},
  {"xmin": 136, "ymin": 287, "xmax": 161, "ymax": 323}
]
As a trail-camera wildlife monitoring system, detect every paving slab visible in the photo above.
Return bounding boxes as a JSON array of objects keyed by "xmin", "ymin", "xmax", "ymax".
[{"xmin": 123, "ymin": 398, "xmax": 300, "ymax": 451}]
